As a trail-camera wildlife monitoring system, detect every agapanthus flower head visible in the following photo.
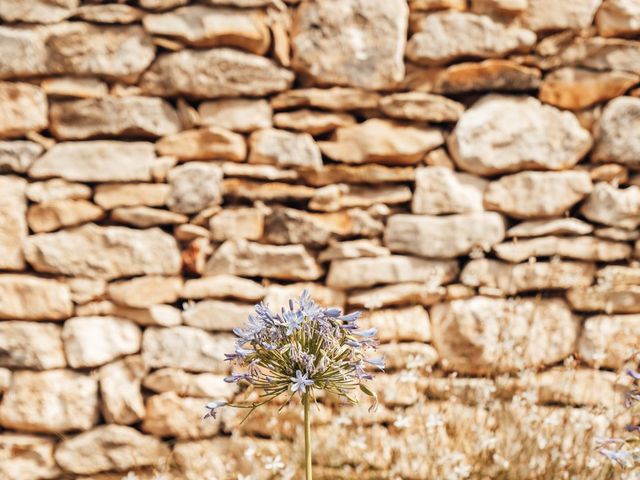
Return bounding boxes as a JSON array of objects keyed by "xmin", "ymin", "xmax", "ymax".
[{"xmin": 205, "ymin": 290, "xmax": 382, "ymax": 420}]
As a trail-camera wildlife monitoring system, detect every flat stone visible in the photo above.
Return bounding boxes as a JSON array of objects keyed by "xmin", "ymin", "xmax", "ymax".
[
  {"xmin": 0, "ymin": 141, "xmax": 42, "ymax": 174},
  {"xmin": 183, "ymin": 299, "xmax": 253, "ymax": 331},
  {"xmin": 29, "ymin": 141, "xmax": 156, "ymax": 182},
  {"xmin": 94, "ymin": 183, "xmax": 169, "ymax": 210},
  {"xmin": 205, "ymin": 239, "xmax": 322, "ymax": 280},
  {"xmin": 484, "ymin": 170, "xmax": 593, "ymax": 219},
  {"xmin": 66, "ymin": 277, "xmax": 105, "ymax": 305},
  {"xmin": 143, "ymin": 368, "xmax": 237, "ymax": 399},
  {"xmin": 140, "ymin": 48, "xmax": 293, "ymax": 98},
  {"xmin": 24, "ymin": 223, "xmax": 181, "ymax": 280},
  {"xmin": 181, "ymin": 275, "xmax": 265, "ymax": 301},
  {"xmin": 199, "ymin": 98, "xmax": 272, "ymax": 132},
  {"xmin": 309, "ymin": 184, "xmax": 412, "ymax": 212},
  {"xmin": 494, "ymin": 236, "xmax": 632, "ymax": 262},
  {"xmin": 273, "ymin": 109, "xmax": 356, "ymax": 135},
  {"xmin": 75, "ymin": 4, "xmax": 144, "ymax": 23},
  {"xmin": 54, "ymin": 425, "xmax": 169, "ymax": 475},
  {"xmin": 449, "ymin": 95, "xmax": 592, "ymax": 175},
  {"xmin": 143, "ymin": 6, "xmax": 269, "ymax": 54},
  {"xmin": 597, "ymin": 265, "xmax": 640, "ymax": 285},
  {"xmin": 99, "ymin": 356, "xmax": 147, "ymax": 425},
  {"xmin": 142, "ymin": 326, "xmax": 235, "ymax": 373},
  {"xmin": 62, "ymin": 316, "xmax": 141, "ymax": 368},
  {"xmin": 593, "ymin": 97, "xmax": 640, "ymax": 167},
  {"xmin": 271, "ymin": 87, "xmax": 381, "ymax": 111},
  {"xmin": 221, "ymin": 162, "xmax": 298, "ymax": 182},
  {"xmin": 580, "ymin": 182, "xmax": 640, "ymax": 229},
  {"xmin": 0, "ymin": 176, "xmax": 27, "ymax": 270},
  {"xmin": 0, "ymin": 275, "xmax": 72, "ymax": 320},
  {"xmin": 222, "ymin": 178, "xmax": 315, "ymax": 202},
  {"xmin": 533, "ymin": 368, "xmax": 622, "ymax": 408},
  {"xmin": 319, "ymin": 119, "xmax": 444, "ymax": 165},
  {"xmin": 410, "ymin": 0, "xmax": 467, "ymax": 9},
  {"xmin": 359, "ymin": 306, "xmax": 431, "ymax": 342},
  {"xmin": 431, "ymin": 297, "xmax": 579, "ymax": 374},
  {"xmin": 291, "ymin": 0, "xmax": 407, "ymax": 90},
  {"xmin": 597, "ymin": 0, "xmax": 640, "ymax": 36},
  {"xmin": 250, "ymin": 130, "xmax": 322, "ymax": 172},
  {"xmin": 210, "ymin": 207, "xmax": 264, "ymax": 241},
  {"xmin": 348, "ymin": 283, "xmax": 444, "ymax": 309},
  {"xmin": 377, "ymin": 343, "xmax": 439, "ymax": 371},
  {"xmin": 263, "ymin": 283, "xmax": 346, "ymax": 310},
  {"xmin": 139, "ymin": 0, "xmax": 188, "ymax": 9},
  {"xmin": 111, "ymin": 206, "xmax": 188, "ymax": 228},
  {"xmin": 50, "ymin": 96, "xmax": 180, "ymax": 140},
  {"xmin": 156, "ymin": 127, "xmax": 246, "ymax": 162},
  {"xmin": 300, "ymin": 164, "xmax": 415, "ymax": 186},
  {"xmin": 379, "ymin": 92, "xmax": 464, "ymax": 123},
  {"xmin": 76, "ymin": 301, "xmax": 182, "ymax": 328},
  {"xmin": 26, "ymin": 179, "xmax": 92, "ymax": 203},
  {"xmin": 578, "ymin": 314, "xmax": 640, "ymax": 368},
  {"xmin": 557, "ymin": 36, "xmax": 640, "ymax": 75},
  {"xmin": 28, "ymin": 199, "xmax": 104, "ymax": 233},
  {"xmin": 412, "ymin": 166, "xmax": 487, "ymax": 215},
  {"xmin": 460, "ymin": 259, "xmax": 596, "ymax": 294},
  {"xmin": 539, "ymin": 68, "xmax": 639, "ymax": 110},
  {"xmin": 518, "ymin": 0, "xmax": 602, "ymax": 31},
  {"xmin": 506, "ymin": 217, "xmax": 593, "ymax": 238},
  {"xmin": 0, "ymin": 369, "xmax": 98, "ymax": 433},
  {"xmin": 326, "ymin": 255, "xmax": 459, "ymax": 289},
  {"xmin": 0, "ymin": 0, "xmax": 77, "ymax": 23},
  {"xmin": 385, "ymin": 212, "xmax": 506, "ymax": 258},
  {"xmin": 143, "ymin": 392, "xmax": 222, "ymax": 439},
  {"xmin": 0, "ymin": 82, "xmax": 48, "ymax": 139},
  {"xmin": 471, "ymin": 0, "xmax": 527, "ymax": 14},
  {"xmin": 107, "ymin": 276, "xmax": 182, "ymax": 308},
  {"xmin": 167, "ymin": 162, "xmax": 223, "ymax": 214},
  {"xmin": 319, "ymin": 239, "xmax": 390, "ymax": 263},
  {"xmin": 407, "ymin": 11, "xmax": 535, "ymax": 66},
  {"xmin": 0, "ymin": 321, "xmax": 66, "ymax": 370},
  {"xmin": 567, "ymin": 285, "xmax": 640, "ymax": 313},
  {"xmin": 40, "ymin": 77, "xmax": 108, "ymax": 99},
  {"xmin": 0, "ymin": 434, "xmax": 60, "ymax": 480}
]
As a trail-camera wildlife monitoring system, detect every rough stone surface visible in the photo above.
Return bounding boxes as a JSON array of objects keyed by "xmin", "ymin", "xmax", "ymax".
[
  {"xmin": 0, "ymin": 275, "xmax": 72, "ymax": 320},
  {"xmin": 27, "ymin": 199, "xmax": 104, "ymax": 233},
  {"xmin": 183, "ymin": 299, "xmax": 253, "ymax": 331},
  {"xmin": 0, "ymin": 321, "xmax": 66, "ymax": 370},
  {"xmin": 107, "ymin": 276, "xmax": 183, "ymax": 308},
  {"xmin": 271, "ymin": 87, "xmax": 381, "ymax": 111},
  {"xmin": 248, "ymin": 128, "xmax": 322, "ymax": 170},
  {"xmin": 593, "ymin": 96, "xmax": 640, "ymax": 166},
  {"xmin": 597, "ymin": 0, "xmax": 640, "ymax": 36},
  {"xmin": 506, "ymin": 218, "xmax": 594, "ymax": 238},
  {"xmin": 580, "ymin": 182, "xmax": 640, "ymax": 229},
  {"xmin": 519, "ymin": 0, "xmax": 602, "ymax": 31},
  {"xmin": 167, "ymin": 162, "xmax": 223, "ymax": 214},
  {"xmin": 156, "ymin": 127, "xmax": 246, "ymax": 162},
  {"xmin": 0, "ymin": 434, "xmax": 61, "ymax": 480},
  {"xmin": 0, "ymin": 0, "xmax": 78, "ymax": 23},
  {"xmin": 143, "ymin": 392, "xmax": 221, "ymax": 439},
  {"xmin": 181, "ymin": 275, "xmax": 265, "ymax": 301},
  {"xmin": 273, "ymin": 109, "xmax": 356, "ymax": 135},
  {"xmin": 379, "ymin": 92, "xmax": 464, "ymax": 122},
  {"xmin": 0, "ymin": 141, "xmax": 42, "ymax": 174},
  {"xmin": 99, "ymin": 356, "xmax": 147, "ymax": 425},
  {"xmin": 494, "ymin": 235, "xmax": 631, "ymax": 262},
  {"xmin": 0, "ymin": 82, "xmax": 48, "ymax": 139},
  {"xmin": 143, "ymin": 368, "xmax": 237, "ymax": 399},
  {"xmin": 0, "ymin": 176, "xmax": 27, "ymax": 270},
  {"xmin": 567, "ymin": 285, "xmax": 640, "ymax": 313},
  {"xmin": 412, "ymin": 166, "xmax": 487, "ymax": 215},
  {"xmin": 199, "ymin": 98, "xmax": 272, "ymax": 132},
  {"xmin": 26, "ymin": 179, "xmax": 92, "ymax": 204},
  {"xmin": 578, "ymin": 314, "xmax": 640, "ymax": 368}
]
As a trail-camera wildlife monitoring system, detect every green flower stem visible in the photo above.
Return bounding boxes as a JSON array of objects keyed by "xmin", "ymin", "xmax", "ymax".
[{"xmin": 304, "ymin": 393, "xmax": 313, "ymax": 480}]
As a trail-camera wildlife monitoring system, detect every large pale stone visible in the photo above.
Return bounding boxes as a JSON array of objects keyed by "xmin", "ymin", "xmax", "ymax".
[
  {"xmin": 412, "ymin": 166, "xmax": 487, "ymax": 215},
  {"xmin": 143, "ymin": 6, "xmax": 269, "ymax": 54},
  {"xmin": 29, "ymin": 141, "xmax": 156, "ymax": 182},
  {"xmin": 271, "ymin": 87, "xmax": 381, "ymax": 111},
  {"xmin": 156, "ymin": 127, "xmax": 246, "ymax": 162},
  {"xmin": 593, "ymin": 97, "xmax": 640, "ymax": 166},
  {"xmin": 142, "ymin": 326, "xmax": 234, "ymax": 373},
  {"xmin": 273, "ymin": 109, "xmax": 356, "ymax": 136},
  {"xmin": 506, "ymin": 218, "xmax": 593, "ymax": 238},
  {"xmin": 580, "ymin": 182, "xmax": 640, "ymax": 229},
  {"xmin": 578, "ymin": 314, "xmax": 640, "ymax": 368},
  {"xmin": 0, "ymin": 275, "xmax": 72, "ymax": 320},
  {"xmin": 431, "ymin": 297, "xmax": 579, "ymax": 374},
  {"xmin": 205, "ymin": 239, "xmax": 322, "ymax": 281},
  {"xmin": 24, "ymin": 223, "xmax": 181, "ymax": 280},
  {"xmin": 143, "ymin": 369, "xmax": 236, "ymax": 400},
  {"xmin": 75, "ymin": 4, "xmax": 144, "ymax": 23},
  {"xmin": 167, "ymin": 162, "xmax": 223, "ymax": 214},
  {"xmin": 359, "ymin": 306, "xmax": 431, "ymax": 342},
  {"xmin": 0, "ymin": 322, "xmax": 66, "ymax": 370},
  {"xmin": 222, "ymin": 178, "xmax": 314, "ymax": 202},
  {"xmin": 99, "ymin": 356, "xmax": 147, "ymax": 425},
  {"xmin": 348, "ymin": 283, "xmax": 444, "ymax": 309},
  {"xmin": 76, "ymin": 301, "xmax": 182, "ymax": 328},
  {"xmin": 379, "ymin": 92, "xmax": 464, "ymax": 123},
  {"xmin": 54, "ymin": 425, "xmax": 169, "ymax": 475},
  {"xmin": 107, "ymin": 276, "xmax": 183, "ymax": 308},
  {"xmin": 50, "ymin": 96, "xmax": 180, "ymax": 140},
  {"xmin": 558, "ymin": 37, "xmax": 640, "ymax": 75},
  {"xmin": 0, "ymin": 82, "xmax": 47, "ymax": 138},
  {"xmin": 248, "ymin": 128, "xmax": 322, "ymax": 170},
  {"xmin": 62, "ymin": 316, "xmax": 141, "ymax": 368},
  {"xmin": 26, "ymin": 179, "xmax": 92, "ymax": 203},
  {"xmin": 182, "ymin": 275, "xmax": 265, "ymax": 301},
  {"xmin": 378, "ymin": 343, "xmax": 439, "ymax": 371},
  {"xmin": 460, "ymin": 259, "xmax": 596, "ymax": 294},
  {"xmin": 210, "ymin": 207, "xmax": 264, "ymax": 241},
  {"xmin": 0, "ymin": 141, "xmax": 42, "ymax": 174},
  {"xmin": 27, "ymin": 199, "xmax": 104, "ymax": 233},
  {"xmin": 597, "ymin": 0, "xmax": 640, "ymax": 36},
  {"xmin": 300, "ymin": 164, "xmax": 414, "ymax": 186},
  {"xmin": 567, "ymin": 285, "xmax": 640, "ymax": 313},
  {"xmin": 0, "ymin": 23, "xmax": 155, "ymax": 83},
  {"xmin": 597, "ymin": 265, "xmax": 640, "ymax": 285},
  {"xmin": 494, "ymin": 236, "xmax": 632, "ymax": 262},
  {"xmin": 484, "ymin": 170, "xmax": 592, "ymax": 219},
  {"xmin": 407, "ymin": 12, "xmax": 535, "ymax": 66},
  {"xmin": 319, "ymin": 239, "xmax": 390, "ymax": 262},
  {"xmin": 0, "ymin": 434, "xmax": 60, "ymax": 480},
  {"xmin": 0, "ymin": 370, "xmax": 98, "ymax": 433},
  {"xmin": 0, "ymin": 176, "xmax": 27, "ymax": 270},
  {"xmin": 40, "ymin": 76, "xmax": 108, "ymax": 99},
  {"xmin": 0, "ymin": 0, "xmax": 77, "ymax": 23},
  {"xmin": 94, "ymin": 183, "xmax": 170, "ymax": 210},
  {"xmin": 111, "ymin": 206, "xmax": 188, "ymax": 228},
  {"xmin": 309, "ymin": 184, "xmax": 412, "ymax": 212},
  {"xmin": 140, "ymin": 48, "xmax": 293, "ymax": 98},
  {"xmin": 326, "ymin": 255, "xmax": 459, "ymax": 289},
  {"xmin": 319, "ymin": 119, "xmax": 444, "ymax": 165},
  {"xmin": 385, "ymin": 213, "xmax": 505, "ymax": 258},
  {"xmin": 143, "ymin": 392, "xmax": 221, "ymax": 439},
  {"xmin": 291, "ymin": 0, "xmax": 407, "ymax": 90},
  {"xmin": 183, "ymin": 300, "xmax": 253, "ymax": 331},
  {"xmin": 449, "ymin": 95, "xmax": 592, "ymax": 176},
  {"xmin": 199, "ymin": 98, "xmax": 272, "ymax": 132},
  {"xmin": 519, "ymin": 0, "xmax": 602, "ymax": 31},
  {"xmin": 263, "ymin": 283, "xmax": 346, "ymax": 310}
]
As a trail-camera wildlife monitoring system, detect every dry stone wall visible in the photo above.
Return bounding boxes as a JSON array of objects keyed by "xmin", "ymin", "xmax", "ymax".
[{"xmin": 0, "ymin": 0, "xmax": 639, "ymax": 478}]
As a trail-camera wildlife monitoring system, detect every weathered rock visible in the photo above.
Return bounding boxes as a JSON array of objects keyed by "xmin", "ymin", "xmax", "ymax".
[
  {"xmin": 0, "ymin": 434, "xmax": 60, "ymax": 480},
  {"xmin": 567, "ymin": 285, "xmax": 640, "ymax": 313},
  {"xmin": 449, "ymin": 95, "xmax": 592, "ymax": 175},
  {"xmin": 410, "ymin": 0, "xmax": 467, "ymax": 10},
  {"xmin": 0, "ymin": 369, "xmax": 98, "ymax": 433},
  {"xmin": 182, "ymin": 275, "xmax": 265, "ymax": 301},
  {"xmin": 107, "ymin": 276, "xmax": 182, "ymax": 308},
  {"xmin": 76, "ymin": 301, "xmax": 182, "ymax": 328},
  {"xmin": 248, "ymin": 128, "xmax": 322, "ymax": 170},
  {"xmin": 319, "ymin": 119, "xmax": 444, "ymax": 165},
  {"xmin": 291, "ymin": 0, "xmax": 407, "ymax": 90},
  {"xmin": 139, "ymin": 0, "xmax": 188, "ymax": 9},
  {"xmin": 359, "ymin": 306, "xmax": 431, "ymax": 342},
  {"xmin": 539, "ymin": 68, "xmax": 639, "ymax": 110},
  {"xmin": 0, "ymin": 0, "xmax": 77, "ymax": 23},
  {"xmin": 299, "ymin": 164, "xmax": 414, "ymax": 186},
  {"xmin": 0, "ymin": 275, "xmax": 72, "ymax": 320},
  {"xmin": 54, "ymin": 425, "xmax": 169, "ymax": 475},
  {"xmin": 41, "ymin": 76, "xmax": 108, "ymax": 99},
  {"xmin": 271, "ymin": 87, "xmax": 381, "ymax": 111},
  {"xmin": 406, "ymin": 12, "xmax": 536, "ymax": 66},
  {"xmin": 199, "ymin": 98, "xmax": 272, "ymax": 132},
  {"xmin": 578, "ymin": 314, "xmax": 640, "ymax": 368},
  {"xmin": 385, "ymin": 213, "xmax": 505, "ymax": 258},
  {"xmin": 26, "ymin": 179, "xmax": 92, "ymax": 204},
  {"xmin": 471, "ymin": 0, "xmax": 527, "ymax": 14},
  {"xmin": 319, "ymin": 239, "xmax": 390, "ymax": 263},
  {"xmin": 412, "ymin": 166, "xmax": 487, "ymax": 215},
  {"xmin": 183, "ymin": 300, "xmax": 253, "ymax": 331},
  {"xmin": 518, "ymin": 0, "xmax": 602, "ymax": 31},
  {"xmin": 0, "ymin": 368, "xmax": 9, "ymax": 392},
  {"xmin": 263, "ymin": 283, "xmax": 346, "ymax": 310},
  {"xmin": 0, "ymin": 141, "xmax": 42, "ymax": 174},
  {"xmin": 0, "ymin": 82, "xmax": 48, "ymax": 139},
  {"xmin": 143, "ymin": 392, "xmax": 221, "ymax": 439},
  {"xmin": 167, "ymin": 162, "xmax": 223, "ymax": 214},
  {"xmin": 209, "ymin": 208, "xmax": 264, "ymax": 242},
  {"xmin": 597, "ymin": 0, "xmax": 640, "ymax": 37},
  {"xmin": 143, "ymin": 368, "xmax": 237, "ymax": 399},
  {"xmin": 460, "ymin": 259, "xmax": 596, "ymax": 294},
  {"xmin": 111, "ymin": 206, "xmax": 188, "ymax": 228},
  {"xmin": 75, "ymin": 4, "xmax": 144, "ymax": 23},
  {"xmin": 379, "ymin": 92, "xmax": 464, "ymax": 123},
  {"xmin": 142, "ymin": 326, "xmax": 234, "ymax": 373},
  {"xmin": 94, "ymin": 183, "xmax": 170, "ymax": 210},
  {"xmin": 0, "ymin": 322, "xmax": 66, "ymax": 370},
  {"xmin": 156, "ymin": 127, "xmax": 246, "ymax": 162},
  {"xmin": 348, "ymin": 283, "xmax": 444, "ymax": 309},
  {"xmin": 377, "ymin": 343, "xmax": 439, "ymax": 371},
  {"xmin": 66, "ymin": 277, "xmax": 106, "ymax": 305},
  {"xmin": 431, "ymin": 297, "xmax": 579, "ymax": 374},
  {"xmin": 24, "ymin": 224, "xmax": 181, "ymax": 280},
  {"xmin": 62, "ymin": 316, "xmax": 141, "ymax": 368},
  {"xmin": 494, "ymin": 236, "xmax": 632, "ymax": 262},
  {"xmin": 533, "ymin": 368, "xmax": 622, "ymax": 408},
  {"xmin": 580, "ymin": 182, "xmax": 640, "ymax": 229},
  {"xmin": 29, "ymin": 141, "xmax": 156, "ymax": 182},
  {"xmin": 273, "ymin": 109, "xmax": 356, "ymax": 135},
  {"xmin": 99, "ymin": 356, "xmax": 147, "ymax": 425},
  {"xmin": 143, "ymin": 6, "xmax": 269, "ymax": 54},
  {"xmin": 506, "ymin": 217, "xmax": 593, "ymax": 238},
  {"xmin": 220, "ymin": 164, "xmax": 298, "ymax": 183},
  {"xmin": 222, "ymin": 178, "xmax": 315, "ymax": 202},
  {"xmin": 597, "ymin": 265, "xmax": 640, "ymax": 285},
  {"xmin": 309, "ymin": 184, "xmax": 412, "ymax": 212},
  {"xmin": 327, "ymin": 255, "xmax": 459, "ymax": 289},
  {"xmin": 0, "ymin": 176, "xmax": 27, "ymax": 270},
  {"xmin": 484, "ymin": 170, "xmax": 592, "ymax": 219},
  {"xmin": 593, "ymin": 97, "xmax": 640, "ymax": 166},
  {"xmin": 140, "ymin": 48, "xmax": 293, "ymax": 98},
  {"xmin": 206, "ymin": 239, "xmax": 322, "ymax": 281},
  {"xmin": 28, "ymin": 199, "xmax": 104, "ymax": 233}
]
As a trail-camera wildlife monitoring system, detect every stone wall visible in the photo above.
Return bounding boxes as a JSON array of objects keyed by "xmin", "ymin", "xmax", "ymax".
[{"xmin": 0, "ymin": 0, "xmax": 639, "ymax": 478}]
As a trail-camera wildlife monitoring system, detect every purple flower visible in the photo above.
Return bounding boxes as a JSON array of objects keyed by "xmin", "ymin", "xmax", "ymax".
[
  {"xmin": 366, "ymin": 357, "xmax": 385, "ymax": 371},
  {"xmin": 290, "ymin": 370, "xmax": 314, "ymax": 394},
  {"xmin": 204, "ymin": 400, "xmax": 227, "ymax": 420},
  {"xmin": 627, "ymin": 369, "xmax": 640, "ymax": 381},
  {"xmin": 356, "ymin": 328, "xmax": 377, "ymax": 338},
  {"xmin": 283, "ymin": 310, "xmax": 303, "ymax": 335},
  {"xmin": 224, "ymin": 373, "xmax": 251, "ymax": 383}
]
